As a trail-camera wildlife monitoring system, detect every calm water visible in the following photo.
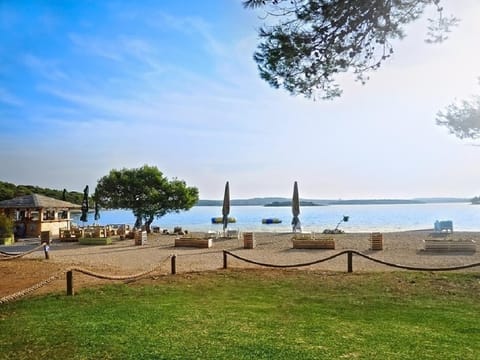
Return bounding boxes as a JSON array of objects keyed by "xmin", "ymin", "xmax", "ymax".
[{"xmin": 73, "ymin": 203, "xmax": 480, "ymax": 233}]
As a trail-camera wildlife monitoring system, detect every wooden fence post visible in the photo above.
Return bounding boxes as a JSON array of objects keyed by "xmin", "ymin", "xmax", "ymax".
[
  {"xmin": 347, "ymin": 251, "xmax": 353, "ymax": 273},
  {"xmin": 171, "ymin": 254, "xmax": 176, "ymax": 275},
  {"xmin": 223, "ymin": 250, "xmax": 227, "ymax": 269},
  {"xmin": 66, "ymin": 270, "xmax": 74, "ymax": 296}
]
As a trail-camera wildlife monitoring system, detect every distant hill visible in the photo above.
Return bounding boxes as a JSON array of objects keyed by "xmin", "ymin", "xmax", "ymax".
[
  {"xmin": 328, "ymin": 199, "xmax": 424, "ymax": 205},
  {"xmin": 197, "ymin": 197, "xmax": 472, "ymax": 206},
  {"xmin": 197, "ymin": 198, "xmax": 291, "ymax": 206},
  {"xmin": 0, "ymin": 180, "xmax": 84, "ymax": 204},
  {"xmin": 264, "ymin": 201, "xmax": 322, "ymax": 207},
  {"xmin": 413, "ymin": 197, "xmax": 471, "ymax": 203}
]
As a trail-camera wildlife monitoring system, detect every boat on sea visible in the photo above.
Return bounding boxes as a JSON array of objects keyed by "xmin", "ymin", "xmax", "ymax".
[
  {"xmin": 211, "ymin": 217, "xmax": 236, "ymax": 224},
  {"xmin": 262, "ymin": 218, "xmax": 282, "ymax": 224}
]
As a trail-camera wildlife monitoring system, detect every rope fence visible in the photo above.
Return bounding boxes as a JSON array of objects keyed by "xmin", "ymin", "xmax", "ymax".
[
  {"xmin": 2, "ymin": 249, "xmax": 480, "ymax": 305},
  {"xmin": 0, "ymin": 255, "xmax": 172, "ymax": 304},
  {"xmin": 0, "ymin": 243, "xmax": 47, "ymax": 261},
  {"xmin": 223, "ymin": 250, "xmax": 480, "ymax": 272},
  {"xmin": 0, "ymin": 271, "xmax": 63, "ymax": 305},
  {"xmin": 223, "ymin": 250, "xmax": 346, "ymax": 268}
]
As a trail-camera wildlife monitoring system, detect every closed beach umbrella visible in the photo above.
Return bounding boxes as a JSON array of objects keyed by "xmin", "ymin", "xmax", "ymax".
[
  {"xmin": 94, "ymin": 201, "xmax": 100, "ymax": 222},
  {"xmin": 62, "ymin": 188, "xmax": 67, "ymax": 201},
  {"xmin": 80, "ymin": 185, "xmax": 89, "ymax": 223},
  {"xmin": 222, "ymin": 181, "xmax": 230, "ymax": 232},
  {"xmin": 291, "ymin": 181, "xmax": 301, "ymax": 232}
]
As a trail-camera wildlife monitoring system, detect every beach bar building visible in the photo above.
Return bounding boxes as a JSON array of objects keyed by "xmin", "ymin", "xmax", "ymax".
[{"xmin": 0, "ymin": 194, "xmax": 81, "ymax": 239}]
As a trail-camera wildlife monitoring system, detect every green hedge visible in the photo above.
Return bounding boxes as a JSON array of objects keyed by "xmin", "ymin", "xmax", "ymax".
[
  {"xmin": 0, "ymin": 234, "xmax": 14, "ymax": 245},
  {"xmin": 0, "ymin": 213, "xmax": 13, "ymax": 238},
  {"xmin": 79, "ymin": 237, "xmax": 112, "ymax": 245}
]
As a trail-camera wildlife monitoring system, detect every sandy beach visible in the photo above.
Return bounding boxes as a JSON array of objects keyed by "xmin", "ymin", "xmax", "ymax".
[{"xmin": 1, "ymin": 230, "xmax": 479, "ymax": 298}]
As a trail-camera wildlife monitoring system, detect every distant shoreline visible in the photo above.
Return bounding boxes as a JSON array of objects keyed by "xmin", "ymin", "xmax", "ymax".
[
  {"xmin": 196, "ymin": 197, "xmax": 471, "ymax": 206},
  {"xmin": 264, "ymin": 201, "xmax": 322, "ymax": 207}
]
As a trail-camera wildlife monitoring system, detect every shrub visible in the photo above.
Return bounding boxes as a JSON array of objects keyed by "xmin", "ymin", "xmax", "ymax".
[{"xmin": 0, "ymin": 213, "xmax": 14, "ymax": 237}]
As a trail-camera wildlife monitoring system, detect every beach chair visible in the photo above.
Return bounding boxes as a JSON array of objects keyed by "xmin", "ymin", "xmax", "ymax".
[
  {"xmin": 434, "ymin": 220, "xmax": 453, "ymax": 233},
  {"xmin": 204, "ymin": 231, "xmax": 218, "ymax": 239},
  {"xmin": 226, "ymin": 229, "xmax": 239, "ymax": 239}
]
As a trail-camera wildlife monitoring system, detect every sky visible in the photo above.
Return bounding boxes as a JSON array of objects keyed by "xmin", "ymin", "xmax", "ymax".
[{"xmin": 1, "ymin": 0, "xmax": 480, "ymax": 200}]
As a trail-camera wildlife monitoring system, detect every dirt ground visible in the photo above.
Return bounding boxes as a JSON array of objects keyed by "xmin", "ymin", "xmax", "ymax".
[{"xmin": 1, "ymin": 230, "xmax": 479, "ymax": 300}]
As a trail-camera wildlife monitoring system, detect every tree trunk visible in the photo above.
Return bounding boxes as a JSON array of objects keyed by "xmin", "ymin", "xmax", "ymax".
[
  {"xmin": 134, "ymin": 215, "xmax": 142, "ymax": 229},
  {"xmin": 145, "ymin": 215, "xmax": 154, "ymax": 233}
]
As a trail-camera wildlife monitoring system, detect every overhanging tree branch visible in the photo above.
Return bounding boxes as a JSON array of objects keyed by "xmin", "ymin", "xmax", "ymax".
[{"xmin": 244, "ymin": 0, "xmax": 457, "ymax": 100}]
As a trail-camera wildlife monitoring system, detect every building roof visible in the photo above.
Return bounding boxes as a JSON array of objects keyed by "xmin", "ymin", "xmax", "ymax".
[{"xmin": 0, "ymin": 194, "xmax": 81, "ymax": 209}]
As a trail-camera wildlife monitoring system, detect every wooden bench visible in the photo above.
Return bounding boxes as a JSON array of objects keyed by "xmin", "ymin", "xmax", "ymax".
[
  {"xmin": 174, "ymin": 237, "xmax": 212, "ymax": 248},
  {"xmin": 370, "ymin": 232, "xmax": 383, "ymax": 250},
  {"xmin": 292, "ymin": 234, "xmax": 335, "ymax": 249},
  {"xmin": 423, "ymin": 239, "xmax": 476, "ymax": 252}
]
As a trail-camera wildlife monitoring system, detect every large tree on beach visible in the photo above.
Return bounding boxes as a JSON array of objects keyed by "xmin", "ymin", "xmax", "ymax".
[{"xmin": 94, "ymin": 165, "xmax": 199, "ymax": 232}]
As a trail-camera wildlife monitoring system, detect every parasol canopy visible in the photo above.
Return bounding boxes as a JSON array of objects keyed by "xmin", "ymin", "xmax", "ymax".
[
  {"xmin": 222, "ymin": 181, "xmax": 230, "ymax": 232},
  {"xmin": 80, "ymin": 185, "xmax": 89, "ymax": 223},
  {"xmin": 94, "ymin": 201, "xmax": 100, "ymax": 222},
  {"xmin": 291, "ymin": 181, "xmax": 301, "ymax": 232}
]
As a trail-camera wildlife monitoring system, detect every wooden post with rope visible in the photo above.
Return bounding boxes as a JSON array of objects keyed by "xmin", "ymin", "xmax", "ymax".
[
  {"xmin": 347, "ymin": 251, "xmax": 353, "ymax": 273},
  {"xmin": 171, "ymin": 254, "xmax": 176, "ymax": 275},
  {"xmin": 66, "ymin": 270, "xmax": 74, "ymax": 296},
  {"xmin": 223, "ymin": 250, "xmax": 228, "ymax": 269}
]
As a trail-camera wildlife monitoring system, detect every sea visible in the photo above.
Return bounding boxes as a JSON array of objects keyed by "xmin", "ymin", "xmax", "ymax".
[{"xmin": 72, "ymin": 202, "xmax": 480, "ymax": 233}]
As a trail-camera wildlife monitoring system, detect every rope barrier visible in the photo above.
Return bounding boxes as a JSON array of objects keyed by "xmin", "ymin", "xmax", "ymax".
[
  {"xmin": 67, "ymin": 255, "xmax": 171, "ymax": 281},
  {"xmin": 0, "ymin": 244, "xmax": 45, "ymax": 261},
  {"xmin": 224, "ymin": 250, "xmax": 346, "ymax": 268},
  {"xmin": 224, "ymin": 250, "xmax": 480, "ymax": 272},
  {"xmin": 352, "ymin": 251, "xmax": 480, "ymax": 271},
  {"xmin": 0, "ymin": 271, "xmax": 63, "ymax": 305},
  {"xmin": 0, "ymin": 255, "xmax": 172, "ymax": 305},
  {"xmin": 2, "ymin": 248, "xmax": 479, "ymax": 305}
]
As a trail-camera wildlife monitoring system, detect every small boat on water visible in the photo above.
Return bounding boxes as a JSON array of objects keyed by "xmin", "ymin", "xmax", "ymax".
[
  {"xmin": 262, "ymin": 218, "xmax": 282, "ymax": 224},
  {"xmin": 211, "ymin": 217, "xmax": 236, "ymax": 224}
]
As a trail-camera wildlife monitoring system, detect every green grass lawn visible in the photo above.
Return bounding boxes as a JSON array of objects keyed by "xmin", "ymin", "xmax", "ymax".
[{"xmin": 1, "ymin": 270, "xmax": 479, "ymax": 359}]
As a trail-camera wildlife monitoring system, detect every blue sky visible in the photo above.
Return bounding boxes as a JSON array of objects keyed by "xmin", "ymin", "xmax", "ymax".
[{"xmin": 1, "ymin": 0, "xmax": 480, "ymax": 200}]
